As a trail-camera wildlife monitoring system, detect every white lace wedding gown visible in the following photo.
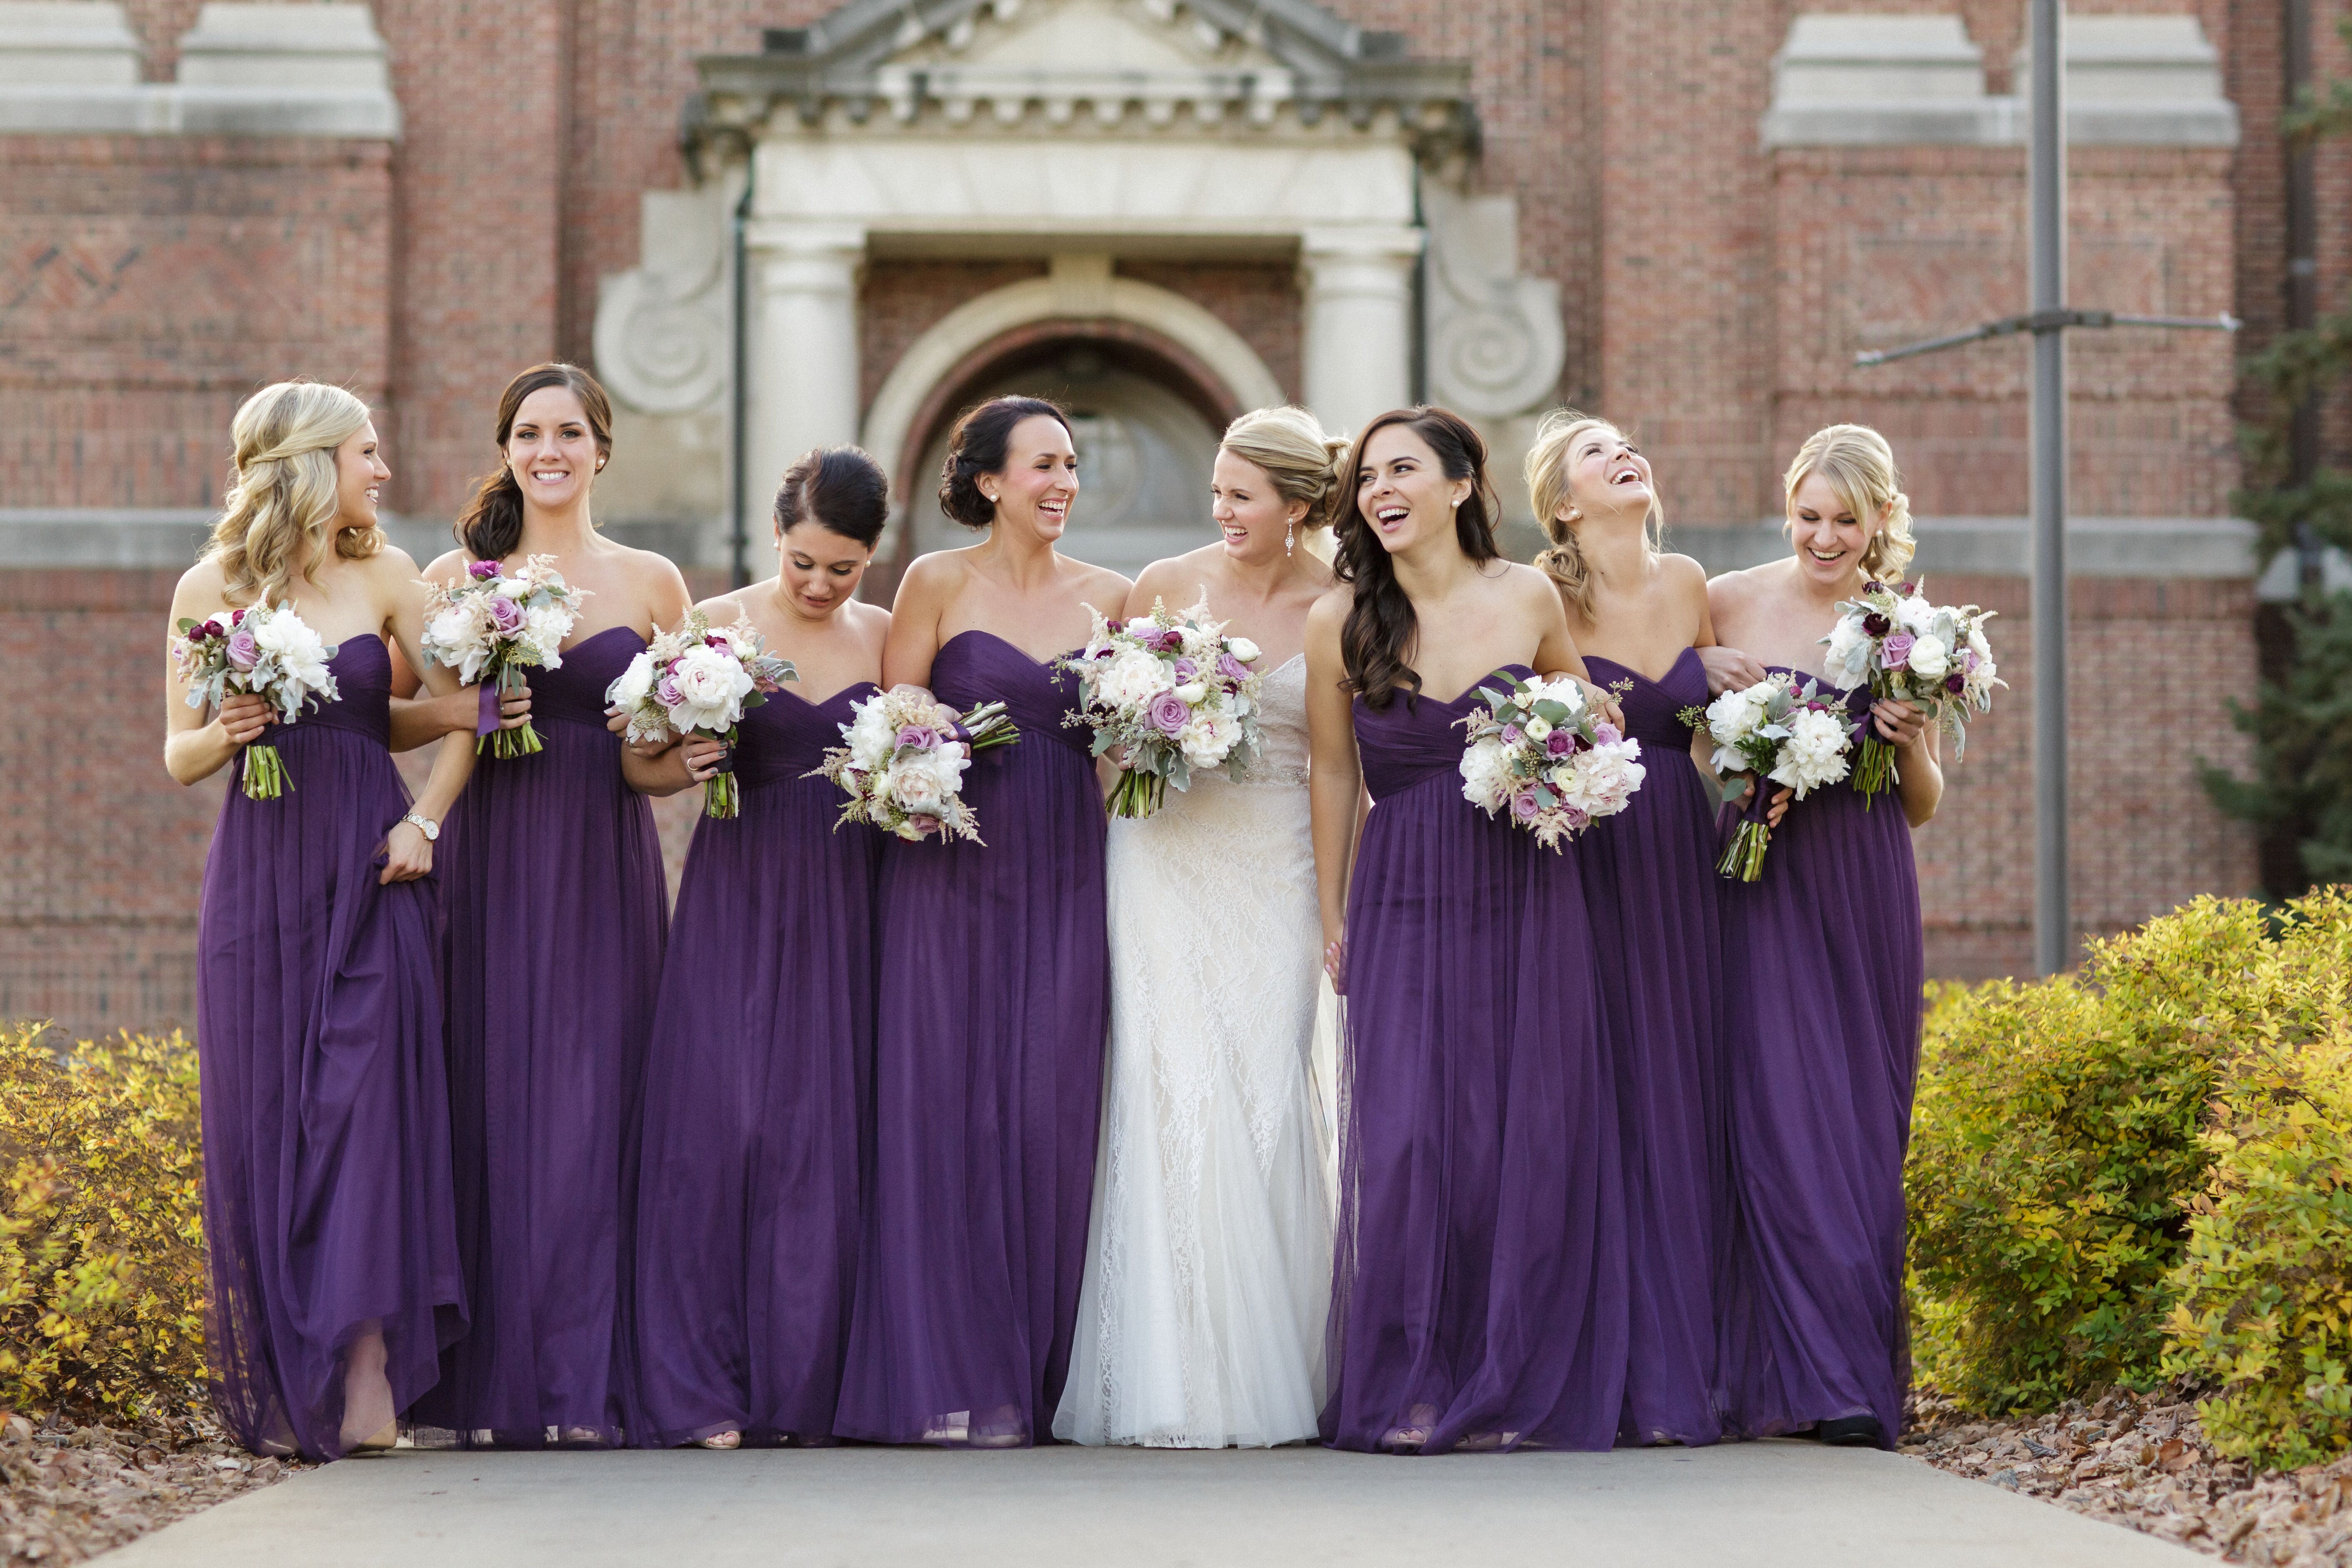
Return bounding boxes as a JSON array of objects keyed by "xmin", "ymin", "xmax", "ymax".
[{"xmin": 1053, "ymin": 653, "xmax": 1333, "ymax": 1447}]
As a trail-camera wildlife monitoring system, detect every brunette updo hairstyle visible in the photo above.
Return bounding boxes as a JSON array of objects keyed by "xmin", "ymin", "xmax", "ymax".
[
  {"xmin": 451, "ymin": 362, "xmax": 614, "ymax": 562},
  {"xmin": 776, "ymin": 445, "xmax": 890, "ymax": 548},
  {"xmin": 1333, "ymin": 406, "xmax": 1501, "ymax": 710},
  {"xmin": 936, "ymin": 395, "xmax": 1072, "ymax": 529}
]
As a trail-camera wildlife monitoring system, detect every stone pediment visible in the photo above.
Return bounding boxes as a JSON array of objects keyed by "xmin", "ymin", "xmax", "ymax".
[{"xmin": 696, "ymin": 0, "xmax": 1471, "ymax": 143}]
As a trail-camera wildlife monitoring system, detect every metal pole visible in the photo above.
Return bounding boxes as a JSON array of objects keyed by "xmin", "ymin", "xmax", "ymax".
[{"xmin": 2030, "ymin": 0, "xmax": 2069, "ymax": 975}]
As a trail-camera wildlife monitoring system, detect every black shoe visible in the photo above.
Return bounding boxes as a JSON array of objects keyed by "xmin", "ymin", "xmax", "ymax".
[{"xmin": 1816, "ymin": 1415, "xmax": 1883, "ymax": 1447}]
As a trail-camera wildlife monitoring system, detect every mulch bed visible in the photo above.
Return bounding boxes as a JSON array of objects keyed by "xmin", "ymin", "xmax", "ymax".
[
  {"xmin": 0, "ymin": 1406, "xmax": 299, "ymax": 1565},
  {"xmin": 1903, "ymin": 1386, "xmax": 2352, "ymax": 1566}
]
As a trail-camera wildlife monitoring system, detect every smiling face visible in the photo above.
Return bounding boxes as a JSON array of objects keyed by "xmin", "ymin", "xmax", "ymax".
[
  {"xmin": 1356, "ymin": 422, "xmax": 1471, "ymax": 556},
  {"xmin": 1787, "ymin": 470, "xmax": 1878, "ymax": 588},
  {"xmin": 331, "ymin": 418, "xmax": 389, "ymax": 533},
  {"xmin": 1211, "ymin": 448, "xmax": 1305, "ymax": 566},
  {"xmin": 981, "ymin": 414, "xmax": 1079, "ymax": 541},
  {"xmin": 776, "ymin": 518, "xmax": 873, "ymax": 621},
  {"xmin": 1562, "ymin": 423, "xmax": 1652, "ymax": 521},
  {"xmin": 504, "ymin": 385, "xmax": 605, "ymax": 514}
]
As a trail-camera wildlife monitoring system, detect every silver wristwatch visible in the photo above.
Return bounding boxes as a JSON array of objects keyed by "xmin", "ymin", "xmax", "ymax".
[{"xmin": 399, "ymin": 812, "xmax": 440, "ymax": 843}]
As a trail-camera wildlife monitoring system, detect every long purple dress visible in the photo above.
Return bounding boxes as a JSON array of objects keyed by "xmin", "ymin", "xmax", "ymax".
[
  {"xmin": 630, "ymin": 683, "xmax": 882, "ymax": 1448},
  {"xmin": 1717, "ymin": 669, "xmax": 1922, "ymax": 1449},
  {"xmin": 1580, "ymin": 650, "xmax": 1724, "ymax": 1447},
  {"xmin": 412, "ymin": 626, "xmax": 668, "ymax": 1448},
  {"xmin": 834, "ymin": 630, "xmax": 1109, "ymax": 1447},
  {"xmin": 197, "ymin": 637, "xmax": 466, "ymax": 1461},
  {"xmin": 1322, "ymin": 666, "xmax": 1628, "ymax": 1454}
]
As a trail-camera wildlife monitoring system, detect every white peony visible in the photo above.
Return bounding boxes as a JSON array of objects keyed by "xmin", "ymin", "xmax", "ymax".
[
  {"xmin": 252, "ymin": 608, "xmax": 331, "ymax": 691},
  {"xmin": 665, "ymin": 643, "xmax": 754, "ymax": 733},
  {"xmin": 1907, "ymin": 632, "xmax": 1950, "ymax": 681},
  {"xmin": 844, "ymin": 698, "xmax": 897, "ymax": 768},
  {"xmin": 1706, "ymin": 684, "xmax": 1767, "ymax": 746},
  {"xmin": 1767, "ymin": 707, "xmax": 1852, "ymax": 798},
  {"xmin": 606, "ymin": 651, "xmax": 656, "ymax": 711},
  {"xmin": 1459, "ymin": 737, "xmax": 1515, "ymax": 809},
  {"xmin": 524, "ymin": 602, "xmax": 575, "ymax": 663},
  {"xmin": 1823, "ymin": 617, "xmax": 1872, "ymax": 689},
  {"xmin": 1895, "ymin": 592, "xmax": 1937, "ymax": 635},
  {"xmin": 1563, "ymin": 740, "xmax": 1646, "ymax": 818},
  {"xmin": 1097, "ymin": 648, "xmax": 1169, "ymax": 712}
]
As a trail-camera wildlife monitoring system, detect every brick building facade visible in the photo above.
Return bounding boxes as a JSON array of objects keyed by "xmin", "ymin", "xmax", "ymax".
[{"xmin": 3, "ymin": 0, "xmax": 2340, "ymax": 1037}]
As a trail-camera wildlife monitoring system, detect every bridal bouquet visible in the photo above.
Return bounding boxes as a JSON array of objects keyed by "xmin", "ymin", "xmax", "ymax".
[
  {"xmin": 171, "ymin": 600, "xmax": 340, "ymax": 800},
  {"xmin": 1681, "ymin": 673, "xmax": 1856, "ymax": 882},
  {"xmin": 808, "ymin": 688, "xmax": 1020, "ymax": 843},
  {"xmin": 1060, "ymin": 599, "xmax": 1265, "ymax": 819},
  {"xmin": 605, "ymin": 611, "xmax": 798, "ymax": 818},
  {"xmin": 1457, "ymin": 671, "xmax": 1646, "ymax": 850},
  {"xmin": 418, "ymin": 555, "xmax": 588, "ymax": 758},
  {"xmin": 1821, "ymin": 579, "xmax": 2002, "ymax": 805}
]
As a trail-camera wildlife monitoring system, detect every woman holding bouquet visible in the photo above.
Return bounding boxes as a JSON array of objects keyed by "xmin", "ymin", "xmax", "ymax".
[
  {"xmin": 834, "ymin": 396, "xmax": 1130, "ymax": 1448},
  {"xmin": 624, "ymin": 447, "xmax": 890, "ymax": 1449},
  {"xmin": 404, "ymin": 362, "xmax": 691, "ymax": 1448},
  {"xmin": 1306, "ymin": 405, "xmax": 1627, "ymax": 1454},
  {"xmin": 1704, "ymin": 423, "xmax": 1939, "ymax": 1450},
  {"xmin": 165, "ymin": 380, "xmax": 473, "ymax": 1459},
  {"xmin": 1055, "ymin": 406, "xmax": 1343, "ymax": 1449},
  {"xmin": 1525, "ymin": 411, "xmax": 1726, "ymax": 1448}
]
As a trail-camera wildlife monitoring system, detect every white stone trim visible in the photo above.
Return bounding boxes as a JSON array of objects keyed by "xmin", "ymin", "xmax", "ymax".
[
  {"xmin": 860, "ymin": 257, "xmax": 1286, "ymax": 496},
  {"xmin": 1674, "ymin": 516, "xmax": 2262, "ymax": 579}
]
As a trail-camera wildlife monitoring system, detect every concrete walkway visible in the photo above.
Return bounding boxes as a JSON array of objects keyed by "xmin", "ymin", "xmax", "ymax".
[{"xmin": 99, "ymin": 1441, "xmax": 2201, "ymax": 1568}]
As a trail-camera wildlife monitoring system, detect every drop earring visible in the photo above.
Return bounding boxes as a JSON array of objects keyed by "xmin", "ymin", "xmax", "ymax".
[{"xmin": 1284, "ymin": 520, "xmax": 1296, "ymax": 556}]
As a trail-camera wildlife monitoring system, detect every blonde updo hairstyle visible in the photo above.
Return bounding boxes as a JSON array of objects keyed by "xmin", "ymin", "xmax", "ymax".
[
  {"xmin": 1783, "ymin": 423, "xmax": 1916, "ymax": 583},
  {"xmin": 201, "ymin": 380, "xmax": 377, "ymax": 609},
  {"xmin": 1526, "ymin": 409, "xmax": 1664, "ymax": 621},
  {"xmin": 1218, "ymin": 405, "xmax": 1352, "ymax": 542}
]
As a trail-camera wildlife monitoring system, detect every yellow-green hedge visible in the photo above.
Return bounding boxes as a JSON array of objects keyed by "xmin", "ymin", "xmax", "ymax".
[
  {"xmin": 1907, "ymin": 889, "xmax": 2352, "ymax": 1468},
  {"xmin": 0, "ymin": 1022, "xmax": 207, "ymax": 1420}
]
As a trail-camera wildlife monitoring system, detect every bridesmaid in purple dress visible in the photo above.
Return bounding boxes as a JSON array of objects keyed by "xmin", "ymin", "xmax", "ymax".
[
  {"xmin": 165, "ymin": 381, "xmax": 474, "ymax": 1459},
  {"xmin": 625, "ymin": 448, "xmax": 892, "ymax": 1449},
  {"xmin": 402, "ymin": 364, "xmax": 691, "ymax": 1448},
  {"xmin": 1524, "ymin": 412, "xmax": 1728, "ymax": 1447},
  {"xmin": 834, "ymin": 396, "xmax": 1130, "ymax": 1447},
  {"xmin": 1705, "ymin": 424, "xmax": 1940, "ymax": 1449},
  {"xmin": 1306, "ymin": 406, "xmax": 1627, "ymax": 1454}
]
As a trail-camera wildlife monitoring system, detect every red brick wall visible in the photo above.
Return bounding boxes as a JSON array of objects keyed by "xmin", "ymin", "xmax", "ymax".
[
  {"xmin": 1118, "ymin": 262, "xmax": 1303, "ymax": 405},
  {"xmin": 860, "ymin": 260, "xmax": 1050, "ymax": 412}
]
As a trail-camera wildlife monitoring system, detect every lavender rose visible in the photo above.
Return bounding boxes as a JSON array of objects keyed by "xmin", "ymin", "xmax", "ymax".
[
  {"xmin": 1171, "ymin": 656, "xmax": 1198, "ymax": 681},
  {"xmin": 226, "ymin": 627, "xmax": 262, "ymax": 670},
  {"xmin": 489, "ymin": 595, "xmax": 525, "ymax": 634},
  {"xmin": 1880, "ymin": 631, "xmax": 1916, "ymax": 670},
  {"xmin": 1147, "ymin": 691, "xmax": 1190, "ymax": 735},
  {"xmin": 1592, "ymin": 721, "xmax": 1622, "ymax": 746},
  {"xmin": 896, "ymin": 724, "xmax": 940, "ymax": 751},
  {"xmin": 1511, "ymin": 788, "xmax": 1543, "ymax": 822},
  {"xmin": 1215, "ymin": 653, "xmax": 1249, "ymax": 683},
  {"xmin": 656, "ymin": 673, "xmax": 683, "ymax": 708}
]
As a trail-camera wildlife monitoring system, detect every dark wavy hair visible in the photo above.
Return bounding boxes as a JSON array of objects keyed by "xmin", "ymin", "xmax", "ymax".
[
  {"xmin": 776, "ymin": 444, "xmax": 890, "ymax": 548},
  {"xmin": 937, "ymin": 396, "xmax": 1072, "ymax": 529},
  {"xmin": 451, "ymin": 363, "xmax": 614, "ymax": 562},
  {"xmin": 1334, "ymin": 406, "xmax": 1501, "ymax": 710}
]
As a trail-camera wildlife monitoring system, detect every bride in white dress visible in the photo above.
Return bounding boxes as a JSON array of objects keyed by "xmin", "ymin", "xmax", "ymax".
[{"xmin": 1054, "ymin": 406, "xmax": 1346, "ymax": 1447}]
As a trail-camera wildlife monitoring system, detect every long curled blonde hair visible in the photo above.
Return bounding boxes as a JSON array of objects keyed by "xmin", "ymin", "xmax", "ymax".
[
  {"xmin": 1526, "ymin": 409, "xmax": 1664, "ymax": 621},
  {"xmin": 202, "ymin": 381, "xmax": 377, "ymax": 606},
  {"xmin": 1219, "ymin": 405, "xmax": 1352, "ymax": 548},
  {"xmin": 1783, "ymin": 423, "xmax": 1916, "ymax": 583}
]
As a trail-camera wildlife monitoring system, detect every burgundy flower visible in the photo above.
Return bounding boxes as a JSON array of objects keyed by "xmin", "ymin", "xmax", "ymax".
[
  {"xmin": 229, "ymin": 607, "xmax": 247, "ymax": 625},
  {"xmin": 1544, "ymin": 729, "xmax": 1574, "ymax": 757},
  {"xmin": 1862, "ymin": 612, "xmax": 1891, "ymax": 638},
  {"xmin": 1945, "ymin": 671, "xmax": 1966, "ymax": 693}
]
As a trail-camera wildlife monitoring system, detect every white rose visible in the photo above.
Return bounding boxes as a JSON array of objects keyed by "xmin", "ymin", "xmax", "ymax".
[
  {"xmin": 1175, "ymin": 682, "xmax": 1206, "ymax": 706},
  {"xmin": 1226, "ymin": 637, "xmax": 1261, "ymax": 664},
  {"xmin": 665, "ymin": 643, "xmax": 755, "ymax": 733},
  {"xmin": 1524, "ymin": 715, "xmax": 1553, "ymax": 743},
  {"xmin": 495, "ymin": 576, "xmax": 531, "ymax": 601},
  {"xmin": 1967, "ymin": 625, "xmax": 1992, "ymax": 661},
  {"xmin": 1907, "ymin": 633, "xmax": 1950, "ymax": 681},
  {"xmin": 606, "ymin": 651, "xmax": 656, "ymax": 712}
]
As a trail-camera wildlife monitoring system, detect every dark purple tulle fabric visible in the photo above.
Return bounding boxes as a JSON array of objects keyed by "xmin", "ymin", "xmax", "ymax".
[
  {"xmin": 196, "ymin": 637, "xmax": 466, "ymax": 1461},
  {"xmin": 1580, "ymin": 651, "xmax": 1725, "ymax": 1447},
  {"xmin": 628, "ymin": 683, "xmax": 882, "ymax": 1448},
  {"xmin": 834, "ymin": 631, "xmax": 1109, "ymax": 1447},
  {"xmin": 1322, "ymin": 667, "xmax": 1628, "ymax": 1455},
  {"xmin": 412, "ymin": 627, "xmax": 668, "ymax": 1448},
  {"xmin": 1716, "ymin": 668, "xmax": 1923, "ymax": 1449}
]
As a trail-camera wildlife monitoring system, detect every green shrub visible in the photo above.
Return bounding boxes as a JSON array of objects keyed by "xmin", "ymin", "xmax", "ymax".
[{"xmin": 0, "ymin": 1021, "xmax": 207, "ymax": 1420}]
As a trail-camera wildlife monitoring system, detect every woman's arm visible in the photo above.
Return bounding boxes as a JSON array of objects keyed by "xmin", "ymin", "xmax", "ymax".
[
  {"xmin": 377, "ymin": 555, "xmax": 480, "ymax": 882},
  {"xmin": 1881, "ymin": 702, "xmax": 1945, "ymax": 828},
  {"xmin": 880, "ymin": 555, "xmax": 953, "ymax": 692},
  {"xmin": 1304, "ymin": 593, "xmax": 1361, "ymax": 992},
  {"xmin": 1525, "ymin": 569, "xmax": 1624, "ymax": 729}
]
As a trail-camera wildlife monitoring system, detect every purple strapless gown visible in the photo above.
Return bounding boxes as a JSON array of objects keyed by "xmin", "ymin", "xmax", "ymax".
[
  {"xmin": 834, "ymin": 631, "xmax": 1109, "ymax": 1447},
  {"xmin": 412, "ymin": 627, "xmax": 668, "ymax": 1448},
  {"xmin": 629, "ymin": 683, "xmax": 883, "ymax": 1448},
  {"xmin": 1717, "ymin": 668, "xmax": 1922, "ymax": 1448},
  {"xmin": 196, "ymin": 638, "xmax": 465, "ymax": 1460},
  {"xmin": 1322, "ymin": 667, "xmax": 1628, "ymax": 1454},
  {"xmin": 1581, "ymin": 651, "xmax": 1724, "ymax": 1446}
]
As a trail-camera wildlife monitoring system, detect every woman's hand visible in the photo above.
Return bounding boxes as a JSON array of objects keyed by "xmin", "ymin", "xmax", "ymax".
[
  {"xmin": 494, "ymin": 686, "xmax": 532, "ymax": 731},
  {"xmin": 606, "ymin": 706, "xmax": 674, "ymax": 758},
  {"xmin": 678, "ymin": 736, "xmax": 727, "ymax": 784},
  {"xmin": 1766, "ymin": 785, "xmax": 1792, "ymax": 829},
  {"xmin": 1699, "ymin": 644, "xmax": 1768, "ymax": 697},
  {"xmin": 216, "ymin": 692, "xmax": 273, "ymax": 747},
  {"xmin": 379, "ymin": 820, "xmax": 434, "ymax": 885},
  {"xmin": 1872, "ymin": 697, "xmax": 1928, "ymax": 748},
  {"xmin": 1575, "ymin": 677, "xmax": 1626, "ymax": 733},
  {"xmin": 1323, "ymin": 937, "xmax": 1347, "ymax": 996}
]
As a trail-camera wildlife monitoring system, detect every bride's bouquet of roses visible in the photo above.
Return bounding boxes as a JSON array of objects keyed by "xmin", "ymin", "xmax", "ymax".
[
  {"xmin": 171, "ymin": 600, "xmax": 341, "ymax": 800},
  {"xmin": 1457, "ymin": 671, "xmax": 1646, "ymax": 850},
  {"xmin": 606, "ymin": 611, "xmax": 798, "ymax": 819},
  {"xmin": 809, "ymin": 688, "xmax": 1020, "ymax": 843},
  {"xmin": 1060, "ymin": 598, "xmax": 1266, "ymax": 819},
  {"xmin": 419, "ymin": 555, "xmax": 589, "ymax": 758},
  {"xmin": 1681, "ymin": 673, "xmax": 1855, "ymax": 882},
  {"xmin": 1821, "ymin": 579, "xmax": 2001, "ymax": 805}
]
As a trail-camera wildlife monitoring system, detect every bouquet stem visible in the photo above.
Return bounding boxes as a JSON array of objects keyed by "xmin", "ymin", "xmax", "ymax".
[
  {"xmin": 1107, "ymin": 766, "xmax": 1166, "ymax": 820},
  {"xmin": 479, "ymin": 666, "xmax": 544, "ymax": 758},
  {"xmin": 1718, "ymin": 819, "xmax": 1771, "ymax": 882},
  {"xmin": 954, "ymin": 701, "xmax": 1020, "ymax": 754},
  {"xmin": 704, "ymin": 772, "xmax": 739, "ymax": 819},
  {"xmin": 1853, "ymin": 735, "xmax": 1899, "ymax": 807},
  {"xmin": 241, "ymin": 743, "xmax": 287, "ymax": 800}
]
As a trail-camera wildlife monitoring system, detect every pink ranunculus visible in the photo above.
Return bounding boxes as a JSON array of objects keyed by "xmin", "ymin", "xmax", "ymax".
[
  {"xmin": 1545, "ymin": 728, "xmax": 1574, "ymax": 757},
  {"xmin": 656, "ymin": 674, "xmax": 683, "ymax": 708},
  {"xmin": 226, "ymin": 628, "xmax": 261, "ymax": 670},
  {"xmin": 908, "ymin": 813, "xmax": 943, "ymax": 837},
  {"xmin": 896, "ymin": 724, "xmax": 940, "ymax": 751},
  {"xmin": 1216, "ymin": 653, "xmax": 1248, "ymax": 683},
  {"xmin": 1562, "ymin": 806, "xmax": 1591, "ymax": 830},
  {"xmin": 1592, "ymin": 721, "xmax": 1622, "ymax": 745},
  {"xmin": 1511, "ymin": 788, "xmax": 1544, "ymax": 821},
  {"xmin": 1880, "ymin": 632, "xmax": 1916, "ymax": 669},
  {"xmin": 1147, "ymin": 691, "xmax": 1190, "ymax": 735},
  {"xmin": 469, "ymin": 559, "xmax": 502, "ymax": 579},
  {"xmin": 1171, "ymin": 656, "xmax": 1198, "ymax": 681},
  {"xmin": 489, "ymin": 595, "xmax": 524, "ymax": 634}
]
